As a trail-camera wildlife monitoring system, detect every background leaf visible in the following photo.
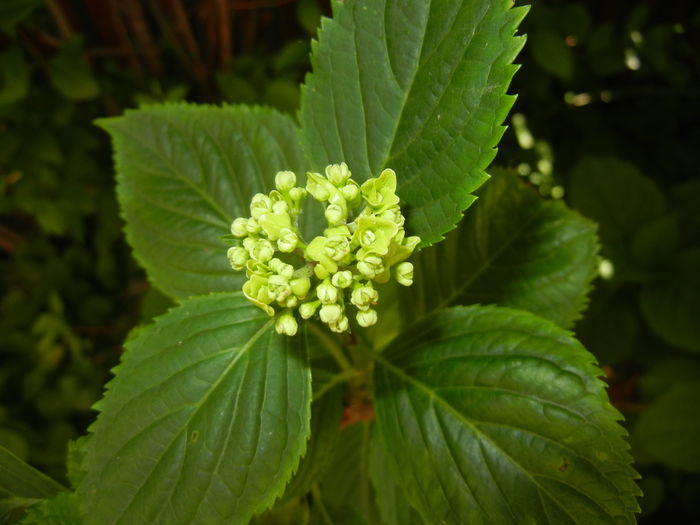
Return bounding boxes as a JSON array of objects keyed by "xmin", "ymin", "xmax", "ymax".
[
  {"xmin": 78, "ymin": 293, "xmax": 312, "ymax": 525},
  {"xmin": 375, "ymin": 169, "xmax": 598, "ymax": 341},
  {"xmin": 99, "ymin": 104, "xmax": 307, "ymax": 299},
  {"xmin": 632, "ymin": 381, "xmax": 700, "ymax": 472},
  {"xmin": 373, "ymin": 305, "xmax": 640, "ymax": 524},
  {"xmin": 18, "ymin": 492, "xmax": 82, "ymax": 525},
  {"xmin": 300, "ymin": 0, "xmax": 527, "ymax": 246}
]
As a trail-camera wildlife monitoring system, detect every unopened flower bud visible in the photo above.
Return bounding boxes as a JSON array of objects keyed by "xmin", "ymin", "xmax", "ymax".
[
  {"xmin": 320, "ymin": 304, "xmax": 343, "ymax": 324},
  {"xmin": 356, "ymin": 309, "xmax": 378, "ymax": 327},
  {"xmin": 299, "ymin": 301, "xmax": 320, "ymax": 319},
  {"xmin": 227, "ymin": 246, "xmax": 248, "ymax": 270},
  {"xmin": 290, "ymin": 277, "xmax": 311, "ymax": 298},
  {"xmin": 325, "ymin": 162, "xmax": 351, "ymax": 186},
  {"xmin": 289, "ymin": 187, "xmax": 307, "ymax": 201},
  {"xmin": 246, "ymin": 218, "xmax": 261, "ymax": 234},
  {"xmin": 231, "ymin": 218, "xmax": 248, "ymax": 237},
  {"xmin": 268, "ymin": 274, "xmax": 292, "ymax": 302},
  {"xmin": 272, "ymin": 200, "xmax": 289, "ymax": 214},
  {"xmin": 341, "ymin": 182, "xmax": 360, "ymax": 204},
  {"xmin": 251, "ymin": 239, "xmax": 274, "ymax": 262},
  {"xmin": 275, "ymin": 310, "xmax": 298, "ymax": 336},
  {"xmin": 306, "ymin": 172, "xmax": 331, "ymax": 201},
  {"xmin": 330, "ymin": 316, "xmax": 349, "ymax": 333},
  {"xmin": 285, "ymin": 295, "xmax": 298, "ymax": 308},
  {"xmin": 277, "ymin": 228, "xmax": 298, "ymax": 253},
  {"xmin": 314, "ymin": 264, "xmax": 331, "ymax": 280},
  {"xmin": 331, "ymin": 271, "xmax": 353, "ymax": 289},
  {"xmin": 275, "ymin": 171, "xmax": 296, "ymax": 192},
  {"xmin": 325, "ymin": 203, "xmax": 345, "ymax": 226},
  {"xmin": 395, "ymin": 262, "xmax": 414, "ymax": 286},
  {"xmin": 269, "ymin": 258, "xmax": 294, "ymax": 280},
  {"xmin": 351, "ymin": 285, "xmax": 378, "ymax": 310},
  {"xmin": 250, "ymin": 193, "xmax": 272, "ymax": 219},
  {"xmin": 243, "ymin": 237, "xmax": 256, "ymax": 253},
  {"xmin": 317, "ymin": 280, "xmax": 339, "ymax": 304}
]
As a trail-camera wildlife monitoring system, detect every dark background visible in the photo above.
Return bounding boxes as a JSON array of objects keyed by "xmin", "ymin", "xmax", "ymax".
[{"xmin": 1, "ymin": 0, "xmax": 698, "ymax": 522}]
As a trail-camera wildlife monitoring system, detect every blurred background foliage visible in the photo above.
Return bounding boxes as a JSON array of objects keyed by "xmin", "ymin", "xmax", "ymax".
[{"xmin": 0, "ymin": 0, "xmax": 698, "ymax": 522}]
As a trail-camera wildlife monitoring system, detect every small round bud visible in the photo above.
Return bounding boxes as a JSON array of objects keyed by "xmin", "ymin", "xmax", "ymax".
[
  {"xmin": 357, "ymin": 260, "xmax": 381, "ymax": 279},
  {"xmin": 299, "ymin": 301, "xmax": 320, "ymax": 319},
  {"xmin": 289, "ymin": 187, "xmax": 307, "ymax": 202},
  {"xmin": 360, "ymin": 229, "xmax": 376, "ymax": 247},
  {"xmin": 351, "ymin": 285, "xmax": 378, "ymax": 310},
  {"xmin": 285, "ymin": 295, "xmax": 298, "ymax": 308},
  {"xmin": 269, "ymin": 258, "xmax": 294, "ymax": 280},
  {"xmin": 243, "ymin": 237, "xmax": 256, "ymax": 253},
  {"xmin": 325, "ymin": 203, "xmax": 346, "ymax": 226},
  {"xmin": 331, "ymin": 271, "xmax": 353, "ymax": 289},
  {"xmin": 356, "ymin": 309, "xmax": 378, "ymax": 327},
  {"xmin": 317, "ymin": 280, "xmax": 339, "ymax": 304},
  {"xmin": 268, "ymin": 274, "xmax": 291, "ymax": 301},
  {"xmin": 227, "ymin": 246, "xmax": 248, "ymax": 271},
  {"xmin": 246, "ymin": 218, "xmax": 262, "ymax": 234},
  {"xmin": 330, "ymin": 316, "xmax": 349, "ymax": 333},
  {"xmin": 290, "ymin": 277, "xmax": 311, "ymax": 298},
  {"xmin": 251, "ymin": 239, "xmax": 275, "ymax": 263},
  {"xmin": 272, "ymin": 200, "xmax": 289, "ymax": 214},
  {"xmin": 275, "ymin": 310, "xmax": 298, "ymax": 336},
  {"xmin": 325, "ymin": 162, "xmax": 351, "ymax": 186},
  {"xmin": 314, "ymin": 264, "xmax": 331, "ymax": 280},
  {"xmin": 319, "ymin": 304, "xmax": 343, "ymax": 324},
  {"xmin": 250, "ymin": 193, "xmax": 272, "ymax": 219},
  {"xmin": 231, "ymin": 218, "xmax": 248, "ymax": 237},
  {"xmin": 275, "ymin": 171, "xmax": 296, "ymax": 192},
  {"xmin": 341, "ymin": 183, "xmax": 360, "ymax": 203},
  {"xmin": 306, "ymin": 172, "xmax": 331, "ymax": 201},
  {"xmin": 277, "ymin": 228, "xmax": 298, "ymax": 253},
  {"xmin": 395, "ymin": 262, "xmax": 414, "ymax": 286}
]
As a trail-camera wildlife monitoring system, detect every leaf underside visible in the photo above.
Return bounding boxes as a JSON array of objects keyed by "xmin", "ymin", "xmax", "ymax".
[
  {"xmin": 99, "ymin": 105, "xmax": 307, "ymax": 299},
  {"xmin": 300, "ymin": 0, "xmax": 528, "ymax": 246},
  {"xmin": 78, "ymin": 293, "xmax": 312, "ymax": 525},
  {"xmin": 373, "ymin": 305, "xmax": 640, "ymax": 525}
]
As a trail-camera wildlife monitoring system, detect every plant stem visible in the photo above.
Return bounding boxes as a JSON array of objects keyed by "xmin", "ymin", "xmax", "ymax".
[
  {"xmin": 313, "ymin": 369, "xmax": 359, "ymax": 402},
  {"xmin": 309, "ymin": 322, "xmax": 352, "ymax": 371},
  {"xmin": 311, "ymin": 484, "xmax": 334, "ymax": 525}
]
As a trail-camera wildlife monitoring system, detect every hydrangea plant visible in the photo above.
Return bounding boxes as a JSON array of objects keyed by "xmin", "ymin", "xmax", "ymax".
[{"xmin": 5, "ymin": 0, "xmax": 640, "ymax": 523}]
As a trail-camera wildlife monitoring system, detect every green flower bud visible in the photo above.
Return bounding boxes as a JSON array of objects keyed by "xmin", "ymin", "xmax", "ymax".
[
  {"xmin": 275, "ymin": 310, "xmax": 298, "ymax": 336},
  {"xmin": 314, "ymin": 264, "xmax": 331, "ymax": 279},
  {"xmin": 299, "ymin": 300, "xmax": 320, "ymax": 319},
  {"xmin": 350, "ymin": 284, "xmax": 378, "ymax": 310},
  {"xmin": 356, "ymin": 308, "xmax": 378, "ymax": 327},
  {"xmin": 231, "ymin": 217, "xmax": 248, "ymax": 237},
  {"xmin": 317, "ymin": 279, "xmax": 339, "ymax": 304},
  {"xmin": 285, "ymin": 295, "xmax": 299, "ymax": 308},
  {"xmin": 250, "ymin": 193, "xmax": 272, "ymax": 220},
  {"xmin": 289, "ymin": 187, "xmax": 307, "ymax": 202},
  {"xmin": 306, "ymin": 172, "xmax": 333, "ymax": 201},
  {"xmin": 306, "ymin": 237, "xmax": 339, "ymax": 274},
  {"xmin": 325, "ymin": 162, "xmax": 351, "ymax": 186},
  {"xmin": 341, "ymin": 181, "xmax": 360, "ymax": 204},
  {"xmin": 269, "ymin": 258, "xmax": 294, "ymax": 280},
  {"xmin": 251, "ymin": 239, "xmax": 275, "ymax": 263},
  {"xmin": 227, "ymin": 246, "xmax": 248, "ymax": 270},
  {"xmin": 329, "ymin": 315, "xmax": 349, "ymax": 333},
  {"xmin": 356, "ymin": 252, "xmax": 384, "ymax": 279},
  {"xmin": 331, "ymin": 270, "xmax": 353, "ymax": 289},
  {"xmin": 277, "ymin": 228, "xmax": 298, "ymax": 253},
  {"xmin": 320, "ymin": 304, "xmax": 343, "ymax": 324},
  {"xmin": 272, "ymin": 200, "xmax": 289, "ymax": 214},
  {"xmin": 275, "ymin": 170, "xmax": 296, "ymax": 192},
  {"xmin": 243, "ymin": 275, "xmax": 275, "ymax": 316},
  {"xmin": 246, "ymin": 217, "xmax": 262, "ymax": 234},
  {"xmin": 325, "ymin": 203, "xmax": 346, "ymax": 226},
  {"xmin": 395, "ymin": 262, "xmax": 414, "ymax": 286},
  {"xmin": 354, "ymin": 216, "xmax": 399, "ymax": 255},
  {"xmin": 290, "ymin": 277, "xmax": 311, "ymax": 298}
]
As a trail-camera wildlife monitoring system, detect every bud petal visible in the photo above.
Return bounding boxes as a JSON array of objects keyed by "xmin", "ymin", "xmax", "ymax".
[
  {"xmin": 227, "ymin": 246, "xmax": 248, "ymax": 270},
  {"xmin": 330, "ymin": 316, "xmax": 349, "ymax": 333},
  {"xmin": 325, "ymin": 162, "xmax": 351, "ymax": 186},
  {"xmin": 251, "ymin": 239, "xmax": 275, "ymax": 263},
  {"xmin": 319, "ymin": 304, "xmax": 343, "ymax": 324},
  {"xmin": 246, "ymin": 218, "xmax": 262, "ymax": 234},
  {"xmin": 275, "ymin": 310, "xmax": 298, "ymax": 336},
  {"xmin": 299, "ymin": 300, "xmax": 320, "ymax": 319},
  {"xmin": 275, "ymin": 170, "xmax": 296, "ymax": 192},
  {"xmin": 331, "ymin": 270, "xmax": 353, "ymax": 289},
  {"xmin": 317, "ymin": 279, "xmax": 339, "ymax": 304},
  {"xmin": 325, "ymin": 203, "xmax": 346, "ymax": 226},
  {"xmin": 395, "ymin": 262, "xmax": 414, "ymax": 286},
  {"xmin": 350, "ymin": 284, "xmax": 378, "ymax": 310},
  {"xmin": 290, "ymin": 277, "xmax": 311, "ymax": 298},
  {"xmin": 289, "ymin": 187, "xmax": 307, "ymax": 202},
  {"xmin": 356, "ymin": 309, "xmax": 378, "ymax": 327},
  {"xmin": 231, "ymin": 217, "xmax": 248, "ymax": 237},
  {"xmin": 250, "ymin": 193, "xmax": 272, "ymax": 220},
  {"xmin": 277, "ymin": 228, "xmax": 298, "ymax": 253},
  {"xmin": 306, "ymin": 172, "xmax": 332, "ymax": 201}
]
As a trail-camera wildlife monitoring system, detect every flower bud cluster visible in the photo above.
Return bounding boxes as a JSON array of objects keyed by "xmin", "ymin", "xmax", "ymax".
[{"xmin": 227, "ymin": 163, "xmax": 419, "ymax": 336}]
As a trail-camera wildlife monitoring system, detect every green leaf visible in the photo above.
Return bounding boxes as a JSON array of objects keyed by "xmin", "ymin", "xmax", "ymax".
[
  {"xmin": 300, "ymin": 0, "xmax": 527, "ymax": 246},
  {"xmin": 78, "ymin": 293, "xmax": 312, "ymax": 525},
  {"xmin": 281, "ymin": 383, "xmax": 343, "ymax": 501},
  {"xmin": 18, "ymin": 492, "xmax": 82, "ymax": 525},
  {"xmin": 373, "ymin": 305, "xmax": 640, "ymax": 524},
  {"xmin": 369, "ymin": 431, "xmax": 424, "ymax": 525},
  {"xmin": 0, "ymin": 0, "xmax": 42, "ymax": 34},
  {"xmin": 0, "ymin": 44, "xmax": 30, "ymax": 105},
  {"xmin": 568, "ymin": 157, "xmax": 665, "ymax": 264},
  {"xmin": 639, "ymin": 249, "xmax": 700, "ymax": 353},
  {"xmin": 632, "ymin": 381, "xmax": 700, "ymax": 472},
  {"xmin": 381, "ymin": 170, "xmax": 598, "ymax": 333},
  {"xmin": 98, "ymin": 105, "xmax": 307, "ymax": 299},
  {"xmin": 0, "ymin": 444, "xmax": 65, "ymax": 502},
  {"xmin": 529, "ymin": 30, "xmax": 574, "ymax": 81},
  {"xmin": 48, "ymin": 38, "xmax": 99, "ymax": 101}
]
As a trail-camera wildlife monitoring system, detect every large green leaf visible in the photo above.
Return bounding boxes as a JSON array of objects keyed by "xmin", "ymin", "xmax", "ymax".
[
  {"xmin": 632, "ymin": 381, "xmax": 700, "ymax": 472},
  {"xmin": 373, "ymin": 305, "xmax": 640, "ymax": 524},
  {"xmin": 300, "ymin": 0, "xmax": 527, "ymax": 246},
  {"xmin": 98, "ymin": 105, "xmax": 307, "ymax": 299},
  {"xmin": 18, "ymin": 492, "xmax": 82, "ymax": 525},
  {"xmin": 373, "ymin": 170, "xmax": 598, "ymax": 338},
  {"xmin": 78, "ymin": 293, "xmax": 312, "ymax": 525},
  {"xmin": 0, "ymin": 445, "xmax": 65, "ymax": 514}
]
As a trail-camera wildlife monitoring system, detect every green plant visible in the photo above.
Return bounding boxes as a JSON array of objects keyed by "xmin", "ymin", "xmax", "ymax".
[{"xmin": 2, "ymin": 0, "xmax": 645, "ymax": 523}]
